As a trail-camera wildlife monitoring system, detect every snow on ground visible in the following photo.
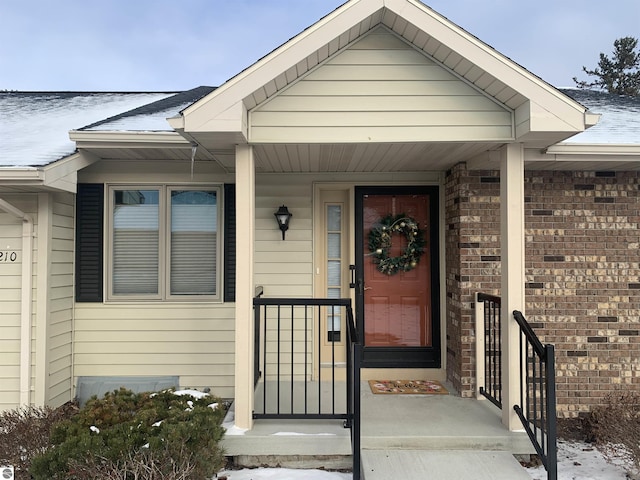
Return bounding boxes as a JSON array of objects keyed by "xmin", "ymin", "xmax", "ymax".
[
  {"xmin": 526, "ymin": 440, "xmax": 632, "ymax": 480},
  {"xmin": 217, "ymin": 441, "xmax": 634, "ymax": 480},
  {"xmin": 217, "ymin": 468, "xmax": 351, "ymax": 480}
]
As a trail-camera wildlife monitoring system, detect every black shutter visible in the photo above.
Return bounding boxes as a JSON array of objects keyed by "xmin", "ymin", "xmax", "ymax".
[
  {"xmin": 224, "ymin": 184, "xmax": 236, "ymax": 302},
  {"xmin": 75, "ymin": 184, "xmax": 104, "ymax": 302}
]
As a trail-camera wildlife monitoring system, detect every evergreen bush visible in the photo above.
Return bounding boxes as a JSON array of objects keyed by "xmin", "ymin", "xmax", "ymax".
[{"xmin": 30, "ymin": 388, "xmax": 226, "ymax": 480}]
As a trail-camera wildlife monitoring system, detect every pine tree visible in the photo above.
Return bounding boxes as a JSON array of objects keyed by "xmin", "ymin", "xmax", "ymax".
[{"xmin": 573, "ymin": 36, "xmax": 640, "ymax": 96}]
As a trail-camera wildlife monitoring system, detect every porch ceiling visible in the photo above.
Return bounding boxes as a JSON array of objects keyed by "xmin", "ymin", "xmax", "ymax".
[
  {"xmin": 251, "ymin": 142, "xmax": 503, "ymax": 173},
  {"xmin": 74, "ymin": 140, "xmax": 640, "ymax": 174},
  {"xmin": 78, "ymin": 140, "xmax": 504, "ymax": 174}
]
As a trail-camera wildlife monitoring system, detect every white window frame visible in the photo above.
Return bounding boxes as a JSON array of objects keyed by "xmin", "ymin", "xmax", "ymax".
[{"xmin": 106, "ymin": 184, "xmax": 223, "ymax": 302}]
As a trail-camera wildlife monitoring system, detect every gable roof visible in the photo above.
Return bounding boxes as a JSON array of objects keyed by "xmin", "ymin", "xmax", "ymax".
[{"xmin": 172, "ymin": 0, "xmax": 595, "ymax": 154}]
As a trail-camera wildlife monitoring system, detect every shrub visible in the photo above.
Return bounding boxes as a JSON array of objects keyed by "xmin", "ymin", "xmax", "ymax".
[
  {"xmin": 30, "ymin": 388, "xmax": 226, "ymax": 480},
  {"xmin": 0, "ymin": 402, "xmax": 78, "ymax": 479},
  {"xmin": 585, "ymin": 391, "xmax": 640, "ymax": 473}
]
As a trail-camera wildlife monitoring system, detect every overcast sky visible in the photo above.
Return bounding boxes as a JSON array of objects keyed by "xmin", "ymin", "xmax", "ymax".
[{"xmin": 1, "ymin": 0, "xmax": 638, "ymax": 92}]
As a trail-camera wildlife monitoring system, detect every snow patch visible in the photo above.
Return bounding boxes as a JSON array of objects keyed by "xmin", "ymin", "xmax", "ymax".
[
  {"xmin": 216, "ymin": 467, "xmax": 352, "ymax": 479},
  {"xmin": 173, "ymin": 389, "xmax": 209, "ymax": 399},
  {"xmin": 526, "ymin": 440, "xmax": 632, "ymax": 480}
]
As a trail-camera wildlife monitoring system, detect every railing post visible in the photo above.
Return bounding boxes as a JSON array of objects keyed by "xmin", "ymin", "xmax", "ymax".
[
  {"xmin": 512, "ymin": 310, "xmax": 557, "ymax": 480},
  {"xmin": 475, "ymin": 293, "xmax": 486, "ymax": 400},
  {"xmin": 253, "ymin": 301, "xmax": 261, "ymax": 387},
  {"xmin": 352, "ymin": 341, "xmax": 362, "ymax": 480},
  {"xmin": 476, "ymin": 293, "xmax": 502, "ymax": 409},
  {"xmin": 546, "ymin": 344, "xmax": 557, "ymax": 480}
]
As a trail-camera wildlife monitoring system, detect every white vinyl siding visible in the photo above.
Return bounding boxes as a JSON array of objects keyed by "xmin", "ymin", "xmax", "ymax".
[
  {"xmin": 250, "ymin": 26, "xmax": 513, "ymax": 143},
  {"xmin": 0, "ymin": 212, "xmax": 22, "ymax": 410},
  {"xmin": 73, "ymin": 303, "xmax": 236, "ymax": 398},
  {"xmin": 0, "ymin": 193, "xmax": 74, "ymax": 410},
  {"xmin": 253, "ymin": 177, "xmax": 314, "ymax": 381},
  {"xmin": 75, "ymin": 163, "xmax": 235, "ymax": 398},
  {"xmin": 47, "ymin": 193, "xmax": 75, "ymax": 407},
  {"xmin": 0, "ymin": 195, "xmax": 37, "ymax": 409},
  {"xmin": 254, "ymin": 176, "xmax": 313, "ymax": 297}
]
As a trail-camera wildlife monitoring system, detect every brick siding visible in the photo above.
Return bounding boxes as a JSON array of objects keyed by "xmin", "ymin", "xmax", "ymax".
[{"xmin": 445, "ymin": 164, "xmax": 640, "ymax": 417}]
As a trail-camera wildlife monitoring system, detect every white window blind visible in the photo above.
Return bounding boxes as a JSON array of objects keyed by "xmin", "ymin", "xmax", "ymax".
[
  {"xmin": 327, "ymin": 205, "xmax": 342, "ymax": 337},
  {"xmin": 170, "ymin": 190, "xmax": 217, "ymax": 295},
  {"xmin": 112, "ymin": 190, "xmax": 159, "ymax": 295}
]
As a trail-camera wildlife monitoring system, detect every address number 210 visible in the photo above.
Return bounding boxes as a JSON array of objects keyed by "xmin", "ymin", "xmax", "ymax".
[{"xmin": 0, "ymin": 251, "xmax": 18, "ymax": 262}]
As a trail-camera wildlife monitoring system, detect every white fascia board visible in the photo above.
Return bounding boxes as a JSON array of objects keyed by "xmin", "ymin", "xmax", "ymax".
[
  {"xmin": 0, "ymin": 168, "xmax": 44, "ymax": 183},
  {"xmin": 185, "ymin": 101, "xmax": 247, "ymax": 137},
  {"xmin": 387, "ymin": 0, "xmax": 587, "ymax": 131},
  {"xmin": 584, "ymin": 112, "xmax": 601, "ymax": 129},
  {"xmin": 525, "ymin": 145, "xmax": 640, "ymax": 166},
  {"xmin": 41, "ymin": 151, "xmax": 100, "ymax": 193},
  {"xmin": 0, "ymin": 152, "xmax": 99, "ymax": 193},
  {"xmin": 181, "ymin": 0, "xmax": 384, "ymax": 133},
  {"xmin": 69, "ymin": 130, "xmax": 191, "ymax": 149},
  {"xmin": 545, "ymin": 143, "xmax": 640, "ymax": 156},
  {"xmin": 167, "ymin": 115, "xmax": 184, "ymax": 130}
]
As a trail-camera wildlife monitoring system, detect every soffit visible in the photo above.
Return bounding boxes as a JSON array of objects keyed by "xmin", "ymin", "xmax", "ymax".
[{"xmin": 252, "ymin": 142, "xmax": 504, "ymax": 173}]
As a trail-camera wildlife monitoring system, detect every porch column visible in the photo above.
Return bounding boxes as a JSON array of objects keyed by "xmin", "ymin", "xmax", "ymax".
[
  {"xmin": 500, "ymin": 143, "xmax": 525, "ymax": 431},
  {"xmin": 234, "ymin": 144, "xmax": 255, "ymax": 430}
]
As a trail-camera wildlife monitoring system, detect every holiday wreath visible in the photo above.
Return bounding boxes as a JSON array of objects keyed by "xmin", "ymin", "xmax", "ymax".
[{"xmin": 368, "ymin": 213, "xmax": 426, "ymax": 275}]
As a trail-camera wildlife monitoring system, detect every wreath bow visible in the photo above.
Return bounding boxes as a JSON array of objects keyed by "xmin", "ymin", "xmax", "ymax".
[{"xmin": 368, "ymin": 214, "xmax": 426, "ymax": 275}]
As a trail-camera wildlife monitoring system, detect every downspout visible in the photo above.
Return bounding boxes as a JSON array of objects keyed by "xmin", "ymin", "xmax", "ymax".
[{"xmin": 0, "ymin": 198, "xmax": 34, "ymax": 405}]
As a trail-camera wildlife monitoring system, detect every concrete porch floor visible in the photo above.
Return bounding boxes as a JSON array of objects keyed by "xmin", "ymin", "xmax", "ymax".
[{"xmin": 221, "ymin": 381, "xmax": 536, "ymax": 470}]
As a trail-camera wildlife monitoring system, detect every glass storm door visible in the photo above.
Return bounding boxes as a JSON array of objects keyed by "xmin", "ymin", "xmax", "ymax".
[{"xmin": 355, "ymin": 186, "xmax": 441, "ymax": 368}]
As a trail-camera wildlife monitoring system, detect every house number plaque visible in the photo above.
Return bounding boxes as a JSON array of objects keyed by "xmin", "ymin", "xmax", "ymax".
[{"xmin": 0, "ymin": 251, "xmax": 18, "ymax": 262}]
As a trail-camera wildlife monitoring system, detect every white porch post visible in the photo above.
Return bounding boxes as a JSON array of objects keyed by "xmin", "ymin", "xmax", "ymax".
[
  {"xmin": 500, "ymin": 143, "xmax": 525, "ymax": 431},
  {"xmin": 234, "ymin": 144, "xmax": 255, "ymax": 430}
]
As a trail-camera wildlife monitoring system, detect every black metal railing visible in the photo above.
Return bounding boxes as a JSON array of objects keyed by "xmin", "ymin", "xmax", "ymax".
[
  {"xmin": 253, "ymin": 287, "xmax": 264, "ymax": 387},
  {"xmin": 252, "ymin": 296, "xmax": 362, "ymax": 479},
  {"xmin": 346, "ymin": 302, "xmax": 362, "ymax": 480},
  {"xmin": 477, "ymin": 293, "xmax": 502, "ymax": 408},
  {"xmin": 513, "ymin": 310, "xmax": 557, "ymax": 480}
]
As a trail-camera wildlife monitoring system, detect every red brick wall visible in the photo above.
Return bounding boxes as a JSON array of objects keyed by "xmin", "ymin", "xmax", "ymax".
[
  {"xmin": 445, "ymin": 164, "xmax": 501, "ymax": 397},
  {"xmin": 525, "ymin": 170, "xmax": 640, "ymax": 417},
  {"xmin": 445, "ymin": 164, "xmax": 640, "ymax": 416}
]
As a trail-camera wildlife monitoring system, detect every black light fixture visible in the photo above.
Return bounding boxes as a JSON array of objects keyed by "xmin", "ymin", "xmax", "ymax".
[{"xmin": 274, "ymin": 205, "xmax": 292, "ymax": 240}]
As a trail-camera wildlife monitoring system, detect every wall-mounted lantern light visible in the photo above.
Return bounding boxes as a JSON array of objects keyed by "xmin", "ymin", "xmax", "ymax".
[{"xmin": 274, "ymin": 205, "xmax": 292, "ymax": 240}]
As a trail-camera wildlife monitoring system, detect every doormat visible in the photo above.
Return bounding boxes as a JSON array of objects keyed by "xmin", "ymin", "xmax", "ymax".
[{"xmin": 368, "ymin": 379, "xmax": 448, "ymax": 395}]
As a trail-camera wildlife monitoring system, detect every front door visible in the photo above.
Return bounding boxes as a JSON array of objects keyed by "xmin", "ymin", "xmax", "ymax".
[{"xmin": 355, "ymin": 186, "xmax": 440, "ymax": 368}]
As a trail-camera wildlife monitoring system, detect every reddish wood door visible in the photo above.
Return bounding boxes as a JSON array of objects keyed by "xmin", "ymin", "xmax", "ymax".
[{"xmin": 355, "ymin": 186, "xmax": 440, "ymax": 368}]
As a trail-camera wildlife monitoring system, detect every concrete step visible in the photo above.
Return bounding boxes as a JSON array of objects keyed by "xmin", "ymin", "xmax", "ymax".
[{"xmin": 361, "ymin": 449, "xmax": 531, "ymax": 480}]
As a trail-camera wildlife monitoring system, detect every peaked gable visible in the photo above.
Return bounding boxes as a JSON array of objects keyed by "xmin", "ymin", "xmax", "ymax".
[
  {"xmin": 250, "ymin": 26, "xmax": 513, "ymax": 143},
  {"xmin": 174, "ymin": 0, "xmax": 592, "ymax": 152}
]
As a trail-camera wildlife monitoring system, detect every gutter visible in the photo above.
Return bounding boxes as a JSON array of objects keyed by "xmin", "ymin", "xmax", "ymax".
[{"xmin": 0, "ymin": 198, "xmax": 34, "ymax": 405}]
